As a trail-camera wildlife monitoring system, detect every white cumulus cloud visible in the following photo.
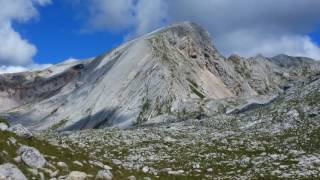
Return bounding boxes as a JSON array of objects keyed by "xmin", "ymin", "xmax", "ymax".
[
  {"xmin": 0, "ymin": 0, "xmax": 51, "ymax": 67},
  {"xmin": 76, "ymin": 0, "xmax": 320, "ymax": 59},
  {"xmin": 85, "ymin": 0, "xmax": 135, "ymax": 32},
  {"xmin": 0, "ymin": 63, "xmax": 51, "ymax": 74},
  {"xmin": 81, "ymin": 0, "xmax": 167, "ymax": 36},
  {"xmin": 0, "ymin": 22, "xmax": 37, "ymax": 65}
]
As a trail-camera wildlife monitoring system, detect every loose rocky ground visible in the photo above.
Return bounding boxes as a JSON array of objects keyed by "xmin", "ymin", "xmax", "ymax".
[
  {"xmin": 1, "ymin": 76, "xmax": 320, "ymax": 179},
  {"xmin": 40, "ymin": 77, "xmax": 320, "ymax": 179},
  {"xmin": 0, "ymin": 119, "xmax": 155, "ymax": 179},
  {"xmin": 41, "ymin": 121, "xmax": 320, "ymax": 179},
  {"xmin": 1, "ymin": 70, "xmax": 320, "ymax": 180}
]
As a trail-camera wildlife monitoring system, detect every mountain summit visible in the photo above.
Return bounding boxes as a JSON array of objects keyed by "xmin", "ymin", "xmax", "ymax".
[{"xmin": 1, "ymin": 22, "xmax": 319, "ymax": 130}]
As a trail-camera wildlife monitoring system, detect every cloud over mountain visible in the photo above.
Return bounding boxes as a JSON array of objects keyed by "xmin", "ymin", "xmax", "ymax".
[
  {"xmin": 0, "ymin": 0, "xmax": 51, "ymax": 73},
  {"xmin": 77, "ymin": 0, "xmax": 320, "ymax": 59}
]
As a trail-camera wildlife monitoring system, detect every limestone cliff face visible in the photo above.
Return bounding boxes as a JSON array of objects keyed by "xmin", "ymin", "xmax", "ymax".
[
  {"xmin": 0, "ymin": 64, "xmax": 82, "ymax": 110},
  {"xmin": 0, "ymin": 22, "xmax": 319, "ymax": 130}
]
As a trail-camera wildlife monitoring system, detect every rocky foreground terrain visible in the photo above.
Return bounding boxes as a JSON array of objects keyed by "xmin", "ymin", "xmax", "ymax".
[{"xmin": 1, "ymin": 22, "xmax": 320, "ymax": 179}]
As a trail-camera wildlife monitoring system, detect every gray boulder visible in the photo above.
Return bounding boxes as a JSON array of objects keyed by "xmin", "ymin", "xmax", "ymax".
[
  {"xmin": 127, "ymin": 176, "xmax": 136, "ymax": 180},
  {"xmin": 66, "ymin": 171, "xmax": 87, "ymax": 180},
  {"xmin": 57, "ymin": 161, "xmax": 68, "ymax": 171},
  {"xmin": 0, "ymin": 123, "xmax": 8, "ymax": 131},
  {"xmin": 8, "ymin": 124, "xmax": 33, "ymax": 139},
  {"xmin": 18, "ymin": 145, "xmax": 46, "ymax": 169},
  {"xmin": 0, "ymin": 163, "xmax": 27, "ymax": 180},
  {"xmin": 96, "ymin": 169, "xmax": 113, "ymax": 179}
]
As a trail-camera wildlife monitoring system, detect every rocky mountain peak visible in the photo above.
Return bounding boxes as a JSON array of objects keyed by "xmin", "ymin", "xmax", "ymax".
[
  {"xmin": 0, "ymin": 22, "xmax": 319, "ymax": 130},
  {"xmin": 157, "ymin": 21, "xmax": 213, "ymax": 46}
]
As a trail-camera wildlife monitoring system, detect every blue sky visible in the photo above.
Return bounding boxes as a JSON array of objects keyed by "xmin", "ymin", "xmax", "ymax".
[
  {"xmin": 1, "ymin": 0, "xmax": 320, "ymax": 73},
  {"xmin": 14, "ymin": 0, "xmax": 124, "ymax": 64},
  {"xmin": 310, "ymin": 30, "xmax": 320, "ymax": 46}
]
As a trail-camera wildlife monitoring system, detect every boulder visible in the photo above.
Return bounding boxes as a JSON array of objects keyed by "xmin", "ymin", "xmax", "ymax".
[
  {"xmin": 163, "ymin": 136, "xmax": 177, "ymax": 143},
  {"xmin": 89, "ymin": 160, "xmax": 104, "ymax": 168},
  {"xmin": 27, "ymin": 168, "xmax": 38, "ymax": 176},
  {"xmin": 50, "ymin": 170, "xmax": 59, "ymax": 178},
  {"xmin": 168, "ymin": 170, "xmax": 184, "ymax": 175},
  {"xmin": 57, "ymin": 162, "xmax": 68, "ymax": 170},
  {"xmin": 127, "ymin": 176, "xmax": 136, "ymax": 180},
  {"xmin": 8, "ymin": 137, "xmax": 17, "ymax": 145},
  {"xmin": 73, "ymin": 161, "xmax": 83, "ymax": 167},
  {"xmin": 0, "ymin": 163, "xmax": 27, "ymax": 180},
  {"xmin": 8, "ymin": 124, "xmax": 33, "ymax": 139},
  {"xmin": 66, "ymin": 171, "xmax": 87, "ymax": 180},
  {"xmin": 95, "ymin": 169, "xmax": 113, "ymax": 180},
  {"xmin": 142, "ymin": 166, "xmax": 149, "ymax": 173},
  {"xmin": 103, "ymin": 165, "xmax": 112, "ymax": 170},
  {"xmin": 0, "ymin": 123, "xmax": 8, "ymax": 131},
  {"xmin": 18, "ymin": 145, "xmax": 46, "ymax": 169},
  {"xmin": 13, "ymin": 156, "xmax": 22, "ymax": 163}
]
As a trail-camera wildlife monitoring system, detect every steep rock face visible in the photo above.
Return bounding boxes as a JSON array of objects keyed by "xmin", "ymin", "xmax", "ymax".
[
  {"xmin": 0, "ymin": 60, "xmax": 84, "ymax": 112},
  {"xmin": 1, "ymin": 22, "xmax": 233, "ymax": 130},
  {"xmin": 0, "ymin": 22, "xmax": 319, "ymax": 130},
  {"xmin": 225, "ymin": 54, "xmax": 320, "ymax": 95}
]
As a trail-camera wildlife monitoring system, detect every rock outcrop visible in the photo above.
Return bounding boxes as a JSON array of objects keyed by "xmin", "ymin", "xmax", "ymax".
[
  {"xmin": 0, "ymin": 163, "xmax": 27, "ymax": 180},
  {"xmin": 8, "ymin": 124, "xmax": 33, "ymax": 139},
  {"xmin": 96, "ymin": 169, "xmax": 113, "ymax": 180},
  {"xmin": 66, "ymin": 171, "xmax": 87, "ymax": 180},
  {"xmin": 18, "ymin": 145, "xmax": 46, "ymax": 169}
]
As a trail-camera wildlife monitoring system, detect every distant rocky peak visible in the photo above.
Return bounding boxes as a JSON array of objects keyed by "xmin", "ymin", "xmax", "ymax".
[
  {"xmin": 148, "ymin": 22, "xmax": 212, "ymax": 44},
  {"xmin": 148, "ymin": 22, "xmax": 221, "ymax": 59}
]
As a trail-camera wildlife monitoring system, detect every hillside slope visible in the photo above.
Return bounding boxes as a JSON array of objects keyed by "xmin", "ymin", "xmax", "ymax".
[
  {"xmin": 43, "ymin": 74, "xmax": 320, "ymax": 179},
  {"xmin": 0, "ymin": 22, "xmax": 319, "ymax": 130}
]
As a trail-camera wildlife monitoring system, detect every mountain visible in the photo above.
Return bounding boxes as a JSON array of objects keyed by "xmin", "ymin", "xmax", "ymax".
[
  {"xmin": 43, "ymin": 74, "xmax": 320, "ymax": 179},
  {"xmin": 1, "ymin": 22, "xmax": 320, "ymax": 179},
  {"xmin": 0, "ymin": 22, "xmax": 319, "ymax": 131}
]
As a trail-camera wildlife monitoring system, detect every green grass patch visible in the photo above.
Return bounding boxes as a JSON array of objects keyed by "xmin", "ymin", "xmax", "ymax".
[
  {"xmin": 189, "ymin": 85, "xmax": 205, "ymax": 99},
  {"xmin": 0, "ymin": 117, "xmax": 9, "ymax": 126},
  {"xmin": 0, "ymin": 130, "xmax": 163, "ymax": 179},
  {"xmin": 136, "ymin": 97, "xmax": 151, "ymax": 125},
  {"xmin": 50, "ymin": 119, "xmax": 68, "ymax": 130},
  {"xmin": 187, "ymin": 78, "xmax": 198, "ymax": 88}
]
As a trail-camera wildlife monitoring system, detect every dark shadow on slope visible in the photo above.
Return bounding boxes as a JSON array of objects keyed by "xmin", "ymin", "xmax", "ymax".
[
  {"xmin": 227, "ymin": 96, "xmax": 279, "ymax": 115},
  {"xmin": 2, "ymin": 111, "xmax": 39, "ymax": 128},
  {"xmin": 62, "ymin": 107, "xmax": 128, "ymax": 131},
  {"xmin": 80, "ymin": 45, "xmax": 129, "ymax": 87}
]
